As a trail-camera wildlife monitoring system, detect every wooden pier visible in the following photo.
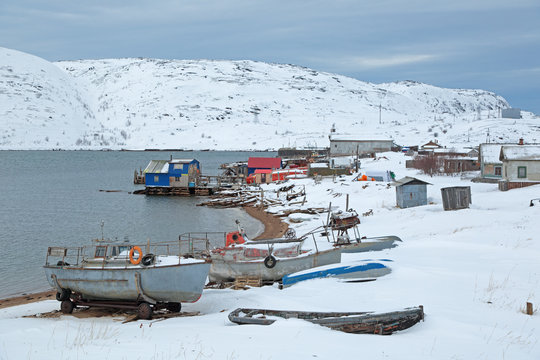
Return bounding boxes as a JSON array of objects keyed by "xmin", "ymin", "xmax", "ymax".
[{"xmin": 134, "ymin": 186, "xmax": 216, "ymax": 196}]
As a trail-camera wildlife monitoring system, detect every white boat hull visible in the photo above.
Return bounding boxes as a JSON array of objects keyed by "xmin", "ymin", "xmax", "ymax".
[{"xmin": 209, "ymin": 248, "xmax": 341, "ymax": 282}]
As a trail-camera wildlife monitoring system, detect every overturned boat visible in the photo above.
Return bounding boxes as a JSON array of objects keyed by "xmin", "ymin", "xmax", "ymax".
[
  {"xmin": 44, "ymin": 239, "xmax": 210, "ymax": 319},
  {"xmin": 281, "ymin": 259, "xmax": 392, "ymax": 287},
  {"xmin": 228, "ymin": 306, "xmax": 424, "ymax": 335}
]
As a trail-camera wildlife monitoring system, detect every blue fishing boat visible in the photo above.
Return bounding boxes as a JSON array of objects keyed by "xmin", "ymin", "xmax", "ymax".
[{"xmin": 281, "ymin": 260, "xmax": 391, "ymax": 287}]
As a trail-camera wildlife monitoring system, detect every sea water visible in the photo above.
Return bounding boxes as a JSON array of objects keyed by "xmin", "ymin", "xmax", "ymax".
[{"xmin": 0, "ymin": 150, "xmax": 274, "ymax": 298}]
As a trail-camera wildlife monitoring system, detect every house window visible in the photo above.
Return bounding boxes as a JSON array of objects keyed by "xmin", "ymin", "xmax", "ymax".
[
  {"xmin": 174, "ymin": 164, "xmax": 182, "ymax": 170},
  {"xmin": 494, "ymin": 166, "xmax": 501, "ymax": 176},
  {"xmin": 175, "ymin": 177, "xmax": 181, "ymax": 181},
  {"xmin": 518, "ymin": 166, "xmax": 527, "ymax": 179},
  {"xmin": 154, "ymin": 175, "xmax": 159, "ymax": 182}
]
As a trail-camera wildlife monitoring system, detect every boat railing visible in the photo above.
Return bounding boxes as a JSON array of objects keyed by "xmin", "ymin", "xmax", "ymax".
[
  {"xmin": 45, "ymin": 238, "xmax": 210, "ymax": 268},
  {"xmin": 45, "ymin": 246, "xmax": 83, "ymax": 267},
  {"xmin": 178, "ymin": 232, "xmax": 227, "ymax": 255}
]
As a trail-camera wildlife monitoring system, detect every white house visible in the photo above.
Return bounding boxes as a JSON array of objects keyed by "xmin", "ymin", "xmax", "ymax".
[{"xmin": 499, "ymin": 145, "xmax": 540, "ymax": 190}]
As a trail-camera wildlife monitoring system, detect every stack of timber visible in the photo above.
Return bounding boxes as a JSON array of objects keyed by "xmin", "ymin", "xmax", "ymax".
[
  {"xmin": 197, "ymin": 187, "xmax": 327, "ymax": 218},
  {"xmin": 233, "ymin": 276, "xmax": 262, "ymax": 290}
]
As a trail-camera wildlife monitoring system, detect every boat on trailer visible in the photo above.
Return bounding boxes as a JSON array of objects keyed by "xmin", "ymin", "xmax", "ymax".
[
  {"xmin": 228, "ymin": 306, "xmax": 424, "ymax": 335},
  {"xmin": 44, "ymin": 238, "xmax": 210, "ymax": 319},
  {"xmin": 324, "ymin": 210, "xmax": 402, "ymax": 253}
]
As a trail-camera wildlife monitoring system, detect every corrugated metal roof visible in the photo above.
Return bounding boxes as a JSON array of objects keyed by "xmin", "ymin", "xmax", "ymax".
[
  {"xmin": 394, "ymin": 176, "xmax": 432, "ymax": 186},
  {"xmin": 143, "ymin": 160, "xmax": 169, "ymax": 174},
  {"xmin": 500, "ymin": 145, "xmax": 540, "ymax": 161},
  {"xmin": 170, "ymin": 159, "xmax": 196, "ymax": 164}
]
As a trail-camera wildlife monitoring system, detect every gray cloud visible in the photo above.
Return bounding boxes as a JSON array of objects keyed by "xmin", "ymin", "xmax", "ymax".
[{"xmin": 1, "ymin": 0, "xmax": 539, "ymax": 112}]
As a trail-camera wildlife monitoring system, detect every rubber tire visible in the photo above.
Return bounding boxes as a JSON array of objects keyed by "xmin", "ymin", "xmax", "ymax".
[
  {"xmin": 264, "ymin": 255, "xmax": 277, "ymax": 269},
  {"xmin": 166, "ymin": 302, "xmax": 182, "ymax": 313},
  {"xmin": 56, "ymin": 289, "xmax": 71, "ymax": 301},
  {"xmin": 141, "ymin": 254, "xmax": 155, "ymax": 266},
  {"xmin": 60, "ymin": 300, "xmax": 75, "ymax": 314},
  {"xmin": 137, "ymin": 302, "xmax": 153, "ymax": 320},
  {"xmin": 285, "ymin": 228, "xmax": 296, "ymax": 239}
]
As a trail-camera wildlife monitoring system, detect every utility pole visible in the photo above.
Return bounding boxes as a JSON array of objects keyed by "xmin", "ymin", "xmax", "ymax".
[{"xmin": 379, "ymin": 104, "xmax": 382, "ymax": 124}]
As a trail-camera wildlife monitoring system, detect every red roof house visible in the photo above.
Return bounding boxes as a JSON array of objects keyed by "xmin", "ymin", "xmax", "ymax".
[{"xmin": 247, "ymin": 157, "xmax": 282, "ymax": 174}]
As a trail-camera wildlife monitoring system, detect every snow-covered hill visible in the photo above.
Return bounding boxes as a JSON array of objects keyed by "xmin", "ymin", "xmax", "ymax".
[
  {"xmin": 0, "ymin": 48, "xmax": 95, "ymax": 149},
  {"xmin": 1, "ymin": 47, "xmax": 538, "ymax": 150}
]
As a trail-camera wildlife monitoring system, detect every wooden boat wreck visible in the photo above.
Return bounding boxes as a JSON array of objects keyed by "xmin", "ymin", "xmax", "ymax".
[
  {"xmin": 281, "ymin": 259, "xmax": 392, "ymax": 287},
  {"xmin": 228, "ymin": 306, "xmax": 424, "ymax": 335},
  {"xmin": 44, "ymin": 239, "xmax": 211, "ymax": 319}
]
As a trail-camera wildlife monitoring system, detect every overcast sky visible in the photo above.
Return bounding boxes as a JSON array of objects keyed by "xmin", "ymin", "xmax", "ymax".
[{"xmin": 1, "ymin": 0, "xmax": 539, "ymax": 113}]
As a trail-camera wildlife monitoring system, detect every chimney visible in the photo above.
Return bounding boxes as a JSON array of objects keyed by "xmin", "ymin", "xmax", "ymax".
[{"xmin": 518, "ymin": 138, "xmax": 524, "ymax": 145}]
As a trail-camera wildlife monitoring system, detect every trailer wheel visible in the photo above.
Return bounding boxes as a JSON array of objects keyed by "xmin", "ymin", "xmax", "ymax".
[
  {"xmin": 166, "ymin": 302, "xmax": 182, "ymax": 313},
  {"xmin": 137, "ymin": 302, "xmax": 153, "ymax": 320},
  {"xmin": 60, "ymin": 300, "xmax": 75, "ymax": 314},
  {"xmin": 56, "ymin": 289, "xmax": 71, "ymax": 301},
  {"xmin": 264, "ymin": 255, "xmax": 277, "ymax": 269}
]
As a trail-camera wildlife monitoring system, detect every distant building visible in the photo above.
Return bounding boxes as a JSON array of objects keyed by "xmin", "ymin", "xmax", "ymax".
[
  {"xmin": 144, "ymin": 159, "xmax": 200, "ymax": 187},
  {"xmin": 420, "ymin": 140, "xmax": 443, "ymax": 152},
  {"xmin": 498, "ymin": 145, "xmax": 540, "ymax": 190},
  {"xmin": 394, "ymin": 177, "xmax": 431, "ymax": 209},
  {"xmin": 501, "ymin": 108, "xmax": 521, "ymax": 119},
  {"xmin": 329, "ymin": 137, "xmax": 393, "ymax": 157}
]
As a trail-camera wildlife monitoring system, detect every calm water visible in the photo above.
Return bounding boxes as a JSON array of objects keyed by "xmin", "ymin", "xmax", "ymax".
[{"xmin": 0, "ymin": 150, "xmax": 275, "ymax": 299}]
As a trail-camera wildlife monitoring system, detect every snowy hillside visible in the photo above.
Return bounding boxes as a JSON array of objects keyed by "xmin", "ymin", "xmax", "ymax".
[
  {"xmin": 0, "ymin": 48, "xmax": 95, "ymax": 149},
  {"xmin": 1, "ymin": 46, "xmax": 538, "ymax": 150}
]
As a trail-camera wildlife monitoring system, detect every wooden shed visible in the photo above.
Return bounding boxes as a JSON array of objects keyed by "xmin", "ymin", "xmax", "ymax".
[
  {"xmin": 394, "ymin": 177, "xmax": 431, "ymax": 208},
  {"xmin": 440, "ymin": 186, "xmax": 471, "ymax": 210}
]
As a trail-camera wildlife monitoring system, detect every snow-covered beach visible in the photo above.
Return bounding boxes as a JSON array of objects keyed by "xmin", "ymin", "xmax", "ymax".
[{"xmin": 1, "ymin": 151, "xmax": 538, "ymax": 359}]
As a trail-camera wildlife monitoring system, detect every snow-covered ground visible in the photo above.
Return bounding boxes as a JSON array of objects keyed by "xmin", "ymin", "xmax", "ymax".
[{"xmin": 1, "ymin": 152, "xmax": 539, "ymax": 359}]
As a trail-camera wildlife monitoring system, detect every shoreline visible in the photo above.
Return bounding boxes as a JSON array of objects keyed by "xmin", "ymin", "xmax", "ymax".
[
  {"xmin": 0, "ymin": 206, "xmax": 288, "ymax": 309},
  {"xmin": 0, "ymin": 290, "xmax": 55, "ymax": 309},
  {"xmin": 243, "ymin": 206, "xmax": 288, "ymax": 240}
]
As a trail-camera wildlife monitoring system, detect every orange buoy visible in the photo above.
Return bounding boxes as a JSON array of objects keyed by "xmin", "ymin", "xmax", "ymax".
[{"xmin": 129, "ymin": 246, "xmax": 143, "ymax": 265}]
